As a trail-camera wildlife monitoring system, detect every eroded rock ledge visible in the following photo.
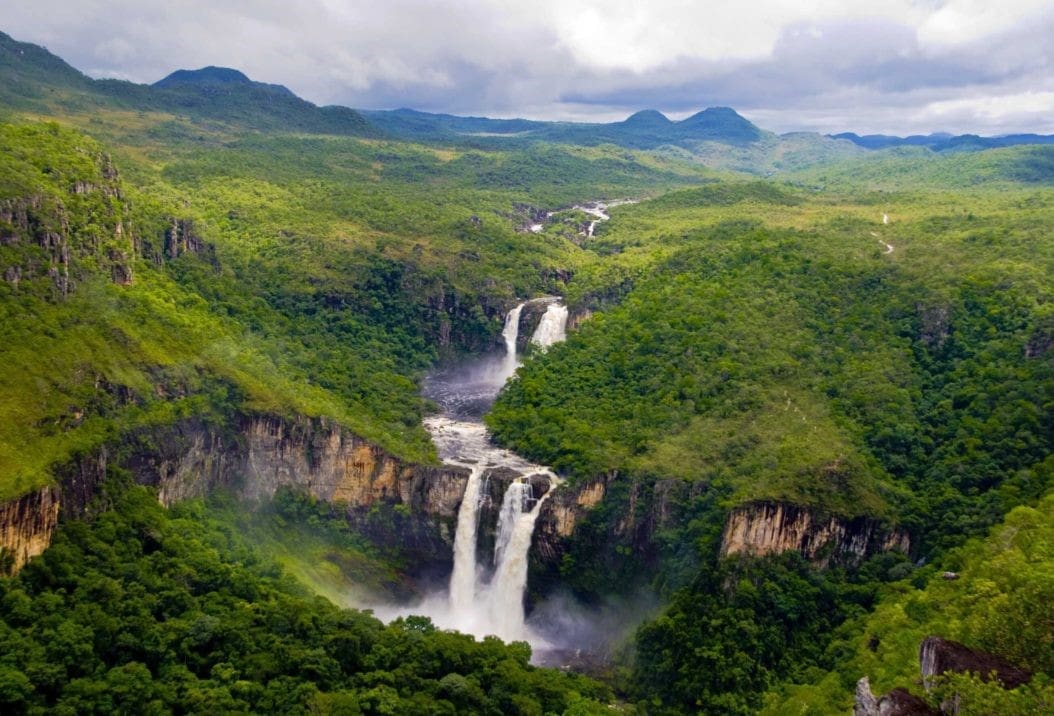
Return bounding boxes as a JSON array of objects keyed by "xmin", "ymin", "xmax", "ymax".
[{"xmin": 720, "ymin": 501, "xmax": 910, "ymax": 565}]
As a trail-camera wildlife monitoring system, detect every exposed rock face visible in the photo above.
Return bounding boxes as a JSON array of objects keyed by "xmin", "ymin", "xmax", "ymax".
[
  {"xmin": 855, "ymin": 677, "xmax": 938, "ymax": 716},
  {"xmin": 531, "ymin": 474, "xmax": 698, "ymax": 568},
  {"xmin": 0, "ymin": 150, "xmax": 137, "ymax": 296},
  {"xmin": 533, "ymin": 476, "xmax": 608, "ymax": 561},
  {"xmin": 0, "ymin": 413, "xmax": 470, "ymax": 574},
  {"xmin": 919, "ymin": 636, "xmax": 1032, "ymax": 690},
  {"xmin": 162, "ymin": 218, "xmax": 204, "ymax": 259},
  {"xmin": 0, "ymin": 487, "xmax": 60, "ymax": 573},
  {"xmin": 720, "ymin": 501, "xmax": 910, "ymax": 565},
  {"xmin": 856, "ymin": 636, "xmax": 1032, "ymax": 716},
  {"xmin": 567, "ymin": 307, "xmax": 593, "ymax": 331},
  {"xmin": 122, "ymin": 415, "xmax": 467, "ymax": 518}
]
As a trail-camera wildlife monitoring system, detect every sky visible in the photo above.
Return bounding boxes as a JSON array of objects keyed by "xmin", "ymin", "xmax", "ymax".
[{"xmin": 6, "ymin": 0, "xmax": 1054, "ymax": 135}]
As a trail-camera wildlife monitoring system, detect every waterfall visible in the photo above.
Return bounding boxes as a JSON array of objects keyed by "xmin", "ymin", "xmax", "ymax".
[
  {"xmin": 492, "ymin": 479, "xmax": 533, "ymax": 568},
  {"xmin": 483, "ymin": 477, "xmax": 554, "ymax": 641},
  {"xmin": 448, "ymin": 463, "xmax": 485, "ymax": 610},
  {"xmin": 530, "ymin": 303, "xmax": 568, "ymax": 348},
  {"xmin": 380, "ymin": 295, "xmax": 574, "ymax": 652},
  {"xmin": 501, "ymin": 303, "xmax": 525, "ymax": 376}
]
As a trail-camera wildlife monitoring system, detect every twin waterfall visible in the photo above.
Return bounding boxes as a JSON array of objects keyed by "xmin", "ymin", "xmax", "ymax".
[{"xmin": 404, "ymin": 298, "xmax": 569, "ymax": 645}]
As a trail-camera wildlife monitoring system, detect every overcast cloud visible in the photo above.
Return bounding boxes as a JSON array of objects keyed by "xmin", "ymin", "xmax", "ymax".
[{"xmin": 6, "ymin": 0, "xmax": 1054, "ymax": 134}]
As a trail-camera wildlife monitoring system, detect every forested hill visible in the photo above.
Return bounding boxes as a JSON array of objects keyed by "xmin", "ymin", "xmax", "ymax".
[
  {"xmin": 0, "ymin": 31, "xmax": 375, "ymax": 136},
  {"xmin": 361, "ymin": 105, "xmax": 766, "ymax": 148}
]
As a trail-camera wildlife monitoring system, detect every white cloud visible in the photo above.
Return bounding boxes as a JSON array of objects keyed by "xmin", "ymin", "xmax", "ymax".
[
  {"xmin": 3, "ymin": 0, "xmax": 1054, "ymax": 134},
  {"xmin": 916, "ymin": 0, "xmax": 1052, "ymax": 48}
]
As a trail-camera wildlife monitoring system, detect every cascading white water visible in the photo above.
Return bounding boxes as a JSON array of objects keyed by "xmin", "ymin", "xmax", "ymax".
[
  {"xmin": 492, "ymin": 479, "xmax": 532, "ymax": 568},
  {"xmin": 501, "ymin": 303, "xmax": 525, "ymax": 376},
  {"xmin": 448, "ymin": 464, "xmax": 485, "ymax": 610},
  {"xmin": 369, "ymin": 297, "xmax": 569, "ymax": 652},
  {"xmin": 482, "ymin": 478, "xmax": 555, "ymax": 641},
  {"xmin": 530, "ymin": 303, "xmax": 568, "ymax": 348}
]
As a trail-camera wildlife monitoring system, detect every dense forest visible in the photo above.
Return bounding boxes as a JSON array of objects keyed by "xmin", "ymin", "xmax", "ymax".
[{"xmin": 1, "ymin": 28, "xmax": 1052, "ymax": 715}]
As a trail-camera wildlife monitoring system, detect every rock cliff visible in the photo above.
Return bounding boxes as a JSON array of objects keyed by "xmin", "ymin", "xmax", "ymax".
[
  {"xmin": 720, "ymin": 501, "xmax": 910, "ymax": 565},
  {"xmin": 0, "ymin": 486, "xmax": 60, "ymax": 572},
  {"xmin": 855, "ymin": 636, "xmax": 1033, "ymax": 715},
  {"xmin": 0, "ymin": 413, "xmax": 470, "ymax": 574},
  {"xmin": 534, "ymin": 476, "xmax": 609, "ymax": 561},
  {"xmin": 1, "ymin": 148, "xmax": 136, "ymax": 297},
  {"xmin": 854, "ymin": 677, "xmax": 937, "ymax": 716}
]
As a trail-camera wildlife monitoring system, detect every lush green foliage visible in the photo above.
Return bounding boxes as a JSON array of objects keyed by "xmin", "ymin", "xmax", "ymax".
[
  {"xmin": 763, "ymin": 492, "xmax": 1054, "ymax": 714},
  {"xmin": 491, "ymin": 185, "xmax": 1054, "ymax": 537},
  {"xmin": 633, "ymin": 552, "xmax": 904, "ymax": 714},
  {"xmin": 0, "ymin": 484, "xmax": 611, "ymax": 715},
  {"xmin": 489, "ymin": 183, "xmax": 1054, "ymax": 710},
  {"xmin": 5, "ymin": 29, "xmax": 1054, "ymax": 716}
]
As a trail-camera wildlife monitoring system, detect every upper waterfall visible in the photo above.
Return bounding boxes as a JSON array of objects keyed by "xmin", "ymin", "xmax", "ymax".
[
  {"xmin": 531, "ymin": 303, "xmax": 568, "ymax": 348},
  {"xmin": 502, "ymin": 302, "xmax": 525, "ymax": 376}
]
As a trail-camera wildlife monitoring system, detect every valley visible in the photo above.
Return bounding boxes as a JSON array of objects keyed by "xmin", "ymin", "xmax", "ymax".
[{"xmin": 0, "ymin": 26, "xmax": 1053, "ymax": 716}]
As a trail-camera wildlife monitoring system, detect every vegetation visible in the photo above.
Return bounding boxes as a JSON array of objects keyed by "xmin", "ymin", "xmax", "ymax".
[
  {"xmin": 763, "ymin": 493, "xmax": 1054, "ymax": 714},
  {"xmin": 490, "ymin": 181, "xmax": 1054, "ymax": 711},
  {"xmin": 2, "ymin": 28, "xmax": 1054, "ymax": 716},
  {"xmin": 0, "ymin": 484, "xmax": 611, "ymax": 715}
]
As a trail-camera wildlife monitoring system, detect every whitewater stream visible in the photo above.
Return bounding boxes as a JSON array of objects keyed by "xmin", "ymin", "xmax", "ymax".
[
  {"xmin": 370, "ymin": 299, "xmax": 568, "ymax": 649},
  {"xmin": 528, "ymin": 198, "xmax": 638, "ymax": 237}
]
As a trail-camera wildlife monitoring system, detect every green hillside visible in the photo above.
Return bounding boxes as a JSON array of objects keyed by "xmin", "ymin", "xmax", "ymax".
[
  {"xmin": 764, "ymin": 492, "xmax": 1054, "ymax": 714},
  {"xmin": 1, "ymin": 28, "xmax": 1052, "ymax": 716},
  {"xmin": 489, "ymin": 179, "xmax": 1054, "ymax": 711}
]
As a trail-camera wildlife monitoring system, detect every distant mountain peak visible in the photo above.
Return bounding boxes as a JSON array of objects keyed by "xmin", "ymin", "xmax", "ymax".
[
  {"xmin": 155, "ymin": 66, "xmax": 252, "ymax": 86},
  {"xmin": 153, "ymin": 66, "xmax": 294, "ymax": 96},
  {"xmin": 676, "ymin": 106, "xmax": 763, "ymax": 143},
  {"xmin": 622, "ymin": 109, "xmax": 672, "ymax": 127},
  {"xmin": 680, "ymin": 106, "xmax": 746, "ymax": 123}
]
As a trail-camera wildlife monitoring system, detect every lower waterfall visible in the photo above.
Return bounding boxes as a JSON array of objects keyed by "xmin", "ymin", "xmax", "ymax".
[
  {"xmin": 502, "ymin": 302, "xmax": 525, "ymax": 375},
  {"xmin": 447, "ymin": 463, "xmax": 484, "ymax": 610}
]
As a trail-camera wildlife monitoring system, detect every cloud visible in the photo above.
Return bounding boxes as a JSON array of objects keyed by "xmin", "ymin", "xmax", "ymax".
[{"xmin": 4, "ymin": 0, "xmax": 1053, "ymax": 134}]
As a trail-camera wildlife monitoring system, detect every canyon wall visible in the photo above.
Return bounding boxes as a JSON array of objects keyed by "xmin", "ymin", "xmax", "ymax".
[
  {"xmin": 0, "ymin": 413, "xmax": 469, "ymax": 574},
  {"xmin": 0, "ymin": 487, "xmax": 61, "ymax": 572},
  {"xmin": 720, "ymin": 501, "xmax": 910, "ymax": 565},
  {"xmin": 532, "ymin": 479, "xmax": 910, "ymax": 576}
]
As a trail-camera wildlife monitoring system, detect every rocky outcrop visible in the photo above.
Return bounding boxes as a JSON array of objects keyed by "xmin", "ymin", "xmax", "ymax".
[
  {"xmin": 720, "ymin": 501, "xmax": 910, "ymax": 566},
  {"xmin": 0, "ymin": 486, "xmax": 60, "ymax": 574},
  {"xmin": 0, "ymin": 444, "xmax": 112, "ymax": 574},
  {"xmin": 856, "ymin": 637, "xmax": 1032, "ymax": 716},
  {"xmin": 162, "ymin": 218, "xmax": 204, "ymax": 259},
  {"xmin": 1, "ymin": 152, "xmax": 136, "ymax": 296},
  {"xmin": 127, "ymin": 415, "xmax": 467, "ymax": 518},
  {"xmin": 919, "ymin": 637, "xmax": 1032, "ymax": 691},
  {"xmin": 855, "ymin": 678, "xmax": 938, "ymax": 716},
  {"xmin": 533, "ymin": 476, "xmax": 608, "ymax": 561},
  {"xmin": 567, "ymin": 307, "xmax": 593, "ymax": 331}
]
